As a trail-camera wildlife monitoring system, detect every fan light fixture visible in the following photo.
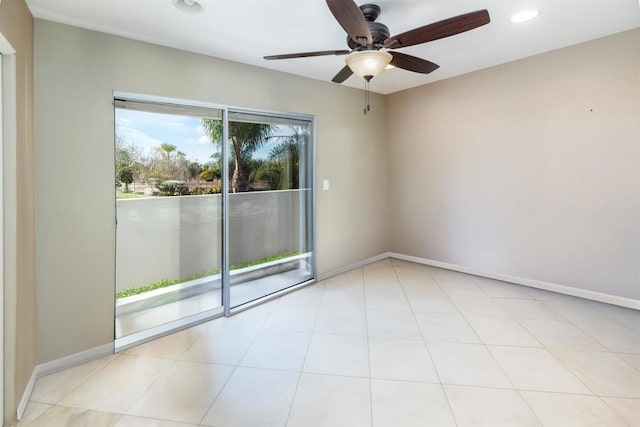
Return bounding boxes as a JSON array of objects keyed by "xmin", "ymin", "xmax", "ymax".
[
  {"xmin": 510, "ymin": 10, "xmax": 538, "ymax": 23},
  {"xmin": 345, "ymin": 50, "xmax": 393, "ymax": 80},
  {"xmin": 345, "ymin": 50, "xmax": 393, "ymax": 115},
  {"xmin": 172, "ymin": 0, "xmax": 203, "ymax": 14}
]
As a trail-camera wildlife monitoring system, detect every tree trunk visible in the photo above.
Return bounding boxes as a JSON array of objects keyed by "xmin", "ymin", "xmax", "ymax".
[{"xmin": 232, "ymin": 142, "xmax": 248, "ymax": 192}]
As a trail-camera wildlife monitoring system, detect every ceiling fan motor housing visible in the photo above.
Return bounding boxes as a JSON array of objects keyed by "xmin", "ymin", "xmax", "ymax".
[
  {"xmin": 359, "ymin": 4, "xmax": 380, "ymax": 21},
  {"xmin": 347, "ymin": 4, "xmax": 389, "ymax": 49},
  {"xmin": 347, "ymin": 22, "xmax": 390, "ymax": 49}
]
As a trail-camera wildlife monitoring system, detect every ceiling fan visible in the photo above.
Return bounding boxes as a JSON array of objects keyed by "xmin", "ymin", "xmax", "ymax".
[{"xmin": 264, "ymin": 0, "xmax": 491, "ymax": 84}]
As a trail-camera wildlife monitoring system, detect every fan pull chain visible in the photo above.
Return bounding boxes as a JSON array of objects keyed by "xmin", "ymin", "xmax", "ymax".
[{"xmin": 364, "ymin": 77, "xmax": 371, "ymax": 115}]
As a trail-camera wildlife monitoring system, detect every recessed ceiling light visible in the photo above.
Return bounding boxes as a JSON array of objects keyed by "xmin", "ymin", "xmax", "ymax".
[
  {"xmin": 173, "ymin": 0, "xmax": 204, "ymax": 14},
  {"xmin": 510, "ymin": 10, "xmax": 539, "ymax": 23}
]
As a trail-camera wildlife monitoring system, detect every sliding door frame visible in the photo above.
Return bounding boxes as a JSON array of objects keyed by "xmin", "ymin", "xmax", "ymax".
[
  {"xmin": 113, "ymin": 92, "xmax": 316, "ymax": 346},
  {"xmin": 222, "ymin": 107, "xmax": 231, "ymax": 316}
]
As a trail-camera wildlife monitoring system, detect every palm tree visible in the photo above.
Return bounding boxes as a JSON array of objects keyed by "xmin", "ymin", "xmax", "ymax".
[
  {"xmin": 154, "ymin": 143, "xmax": 188, "ymax": 179},
  {"xmin": 156, "ymin": 142, "xmax": 177, "ymax": 164},
  {"xmin": 264, "ymin": 127, "xmax": 308, "ymax": 189},
  {"xmin": 266, "ymin": 138, "xmax": 300, "ymax": 189},
  {"xmin": 201, "ymin": 119, "xmax": 274, "ymax": 192}
]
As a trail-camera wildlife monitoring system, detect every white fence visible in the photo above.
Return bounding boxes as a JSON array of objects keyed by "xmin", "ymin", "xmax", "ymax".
[{"xmin": 116, "ymin": 190, "xmax": 308, "ymax": 291}]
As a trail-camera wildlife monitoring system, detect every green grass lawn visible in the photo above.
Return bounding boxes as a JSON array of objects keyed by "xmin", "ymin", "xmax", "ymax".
[
  {"xmin": 116, "ymin": 250, "xmax": 301, "ymax": 299},
  {"xmin": 116, "ymin": 189, "xmax": 147, "ymax": 199}
]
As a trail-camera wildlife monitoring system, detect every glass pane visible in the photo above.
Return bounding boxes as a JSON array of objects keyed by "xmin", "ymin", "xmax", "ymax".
[
  {"xmin": 114, "ymin": 104, "xmax": 223, "ymax": 339},
  {"xmin": 227, "ymin": 111, "xmax": 314, "ymax": 308}
]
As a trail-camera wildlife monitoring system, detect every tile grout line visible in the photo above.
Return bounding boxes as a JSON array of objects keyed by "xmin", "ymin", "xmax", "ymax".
[
  {"xmin": 197, "ymin": 301, "xmax": 276, "ymax": 426},
  {"xmin": 598, "ymin": 397, "xmax": 636, "ymax": 427},
  {"xmin": 434, "ymin": 270, "xmax": 599, "ymax": 426},
  {"xmin": 611, "ymin": 352, "xmax": 640, "ymax": 375},
  {"xmin": 361, "ymin": 266, "xmax": 375, "ymax": 427},
  {"xmin": 121, "ymin": 356, "xmax": 178, "ymax": 416},
  {"xmin": 514, "ymin": 389, "xmax": 545, "ymax": 427},
  {"xmin": 474, "ymin": 284, "xmax": 617, "ymax": 424},
  {"xmin": 18, "ymin": 403, "xmax": 127, "ymax": 426},
  {"xmin": 450, "ymin": 295, "xmax": 602, "ymax": 421},
  {"xmin": 510, "ymin": 313, "xmax": 613, "ymax": 355},
  {"xmin": 284, "ymin": 280, "xmax": 325, "ymax": 427},
  {"xmin": 532, "ymin": 297, "xmax": 639, "ymax": 355},
  {"xmin": 391, "ymin": 260, "xmax": 459, "ymax": 427},
  {"xmin": 569, "ymin": 318, "xmax": 635, "ymax": 355},
  {"xmin": 35, "ymin": 353, "xmax": 123, "ymax": 409},
  {"xmin": 587, "ymin": 301, "xmax": 640, "ymax": 333},
  {"xmin": 542, "ymin": 346, "xmax": 601, "ymax": 397},
  {"xmin": 432, "ymin": 271, "xmax": 532, "ymax": 416},
  {"xmin": 464, "ymin": 275, "xmax": 546, "ymax": 350}
]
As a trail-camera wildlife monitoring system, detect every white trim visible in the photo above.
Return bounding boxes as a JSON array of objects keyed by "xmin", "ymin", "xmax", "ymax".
[
  {"xmin": 16, "ymin": 343, "xmax": 114, "ymax": 420},
  {"xmin": 315, "ymin": 252, "xmax": 638, "ymax": 309},
  {"xmin": 0, "ymin": 34, "xmax": 16, "ymax": 55},
  {"xmin": 388, "ymin": 252, "xmax": 640, "ymax": 310},
  {"xmin": 15, "ymin": 371, "xmax": 35, "ymax": 421},
  {"xmin": 0, "ymin": 50, "xmax": 4, "ymax": 427},
  {"xmin": 113, "ymin": 91, "xmax": 314, "ymax": 123},
  {"xmin": 1, "ymin": 34, "xmax": 17, "ymax": 427},
  {"xmin": 317, "ymin": 253, "xmax": 391, "ymax": 281},
  {"xmin": 32, "ymin": 343, "xmax": 115, "ymax": 378}
]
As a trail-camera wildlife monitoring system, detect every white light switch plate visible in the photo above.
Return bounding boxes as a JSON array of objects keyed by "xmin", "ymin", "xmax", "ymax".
[{"xmin": 323, "ymin": 180, "xmax": 330, "ymax": 191}]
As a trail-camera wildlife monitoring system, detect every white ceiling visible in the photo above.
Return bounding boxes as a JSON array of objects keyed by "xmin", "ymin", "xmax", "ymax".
[{"xmin": 26, "ymin": 0, "xmax": 640, "ymax": 94}]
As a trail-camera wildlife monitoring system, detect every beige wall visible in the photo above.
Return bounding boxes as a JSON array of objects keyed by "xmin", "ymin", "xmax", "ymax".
[
  {"xmin": 0, "ymin": 0, "xmax": 36, "ymax": 423},
  {"xmin": 32, "ymin": 15, "xmax": 638, "ymax": 369},
  {"xmin": 34, "ymin": 20, "xmax": 388, "ymax": 363},
  {"xmin": 387, "ymin": 29, "xmax": 640, "ymax": 300}
]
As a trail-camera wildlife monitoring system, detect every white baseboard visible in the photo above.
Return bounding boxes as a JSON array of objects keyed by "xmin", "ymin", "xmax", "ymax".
[
  {"xmin": 16, "ymin": 370, "xmax": 38, "ymax": 421},
  {"xmin": 388, "ymin": 252, "xmax": 640, "ymax": 310},
  {"xmin": 317, "ymin": 253, "xmax": 390, "ymax": 281},
  {"xmin": 17, "ymin": 343, "xmax": 114, "ymax": 420}
]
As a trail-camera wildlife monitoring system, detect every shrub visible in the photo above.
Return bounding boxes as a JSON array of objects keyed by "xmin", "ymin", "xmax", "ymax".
[
  {"xmin": 117, "ymin": 167, "xmax": 134, "ymax": 192},
  {"xmin": 199, "ymin": 167, "xmax": 221, "ymax": 182},
  {"xmin": 205, "ymin": 185, "xmax": 222, "ymax": 194},
  {"xmin": 157, "ymin": 180, "xmax": 189, "ymax": 196},
  {"xmin": 188, "ymin": 185, "xmax": 222, "ymax": 196}
]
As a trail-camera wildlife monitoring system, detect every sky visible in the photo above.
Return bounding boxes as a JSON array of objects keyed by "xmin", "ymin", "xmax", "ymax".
[
  {"xmin": 115, "ymin": 109, "xmax": 295, "ymax": 163},
  {"xmin": 115, "ymin": 109, "xmax": 218, "ymax": 164}
]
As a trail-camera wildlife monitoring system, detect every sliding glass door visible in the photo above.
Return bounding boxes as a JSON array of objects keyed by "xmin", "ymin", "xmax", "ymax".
[
  {"xmin": 114, "ymin": 99, "xmax": 224, "ymax": 341},
  {"xmin": 113, "ymin": 94, "xmax": 315, "ymax": 346},
  {"xmin": 226, "ymin": 112, "xmax": 314, "ymax": 309}
]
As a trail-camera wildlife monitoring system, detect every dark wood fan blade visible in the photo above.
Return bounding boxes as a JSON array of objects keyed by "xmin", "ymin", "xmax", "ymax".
[
  {"xmin": 384, "ymin": 9, "xmax": 490, "ymax": 49},
  {"xmin": 264, "ymin": 50, "xmax": 351, "ymax": 60},
  {"xmin": 390, "ymin": 52, "xmax": 439, "ymax": 74},
  {"xmin": 332, "ymin": 65, "xmax": 353, "ymax": 83},
  {"xmin": 326, "ymin": 0, "xmax": 372, "ymax": 46}
]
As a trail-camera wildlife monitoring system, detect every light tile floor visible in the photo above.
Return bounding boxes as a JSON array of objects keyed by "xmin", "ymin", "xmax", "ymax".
[{"xmin": 18, "ymin": 259, "xmax": 640, "ymax": 426}]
